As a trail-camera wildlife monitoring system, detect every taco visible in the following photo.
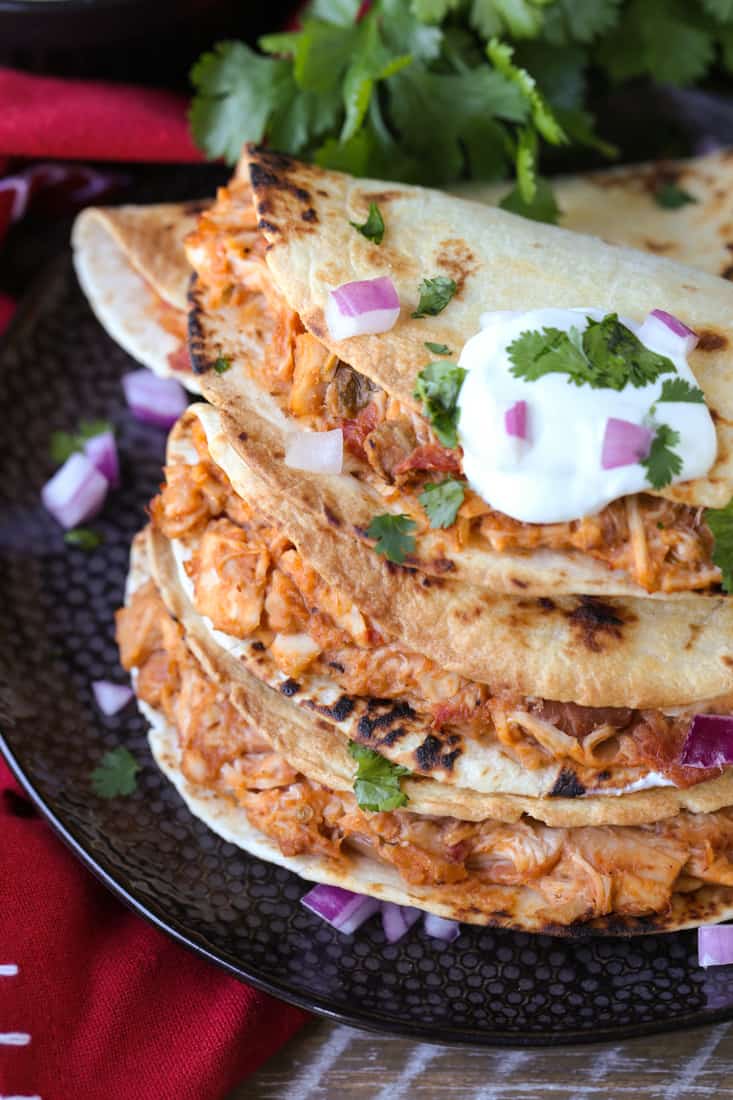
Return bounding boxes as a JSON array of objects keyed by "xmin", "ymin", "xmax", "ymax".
[{"xmin": 186, "ymin": 148, "xmax": 733, "ymax": 598}]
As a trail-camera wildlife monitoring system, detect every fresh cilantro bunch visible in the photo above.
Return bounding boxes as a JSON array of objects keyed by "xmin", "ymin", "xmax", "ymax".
[{"xmin": 189, "ymin": 1, "xmax": 733, "ymax": 219}]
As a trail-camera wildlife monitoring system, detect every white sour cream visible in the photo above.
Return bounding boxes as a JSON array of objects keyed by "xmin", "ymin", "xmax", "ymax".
[{"xmin": 456, "ymin": 308, "xmax": 717, "ymax": 524}]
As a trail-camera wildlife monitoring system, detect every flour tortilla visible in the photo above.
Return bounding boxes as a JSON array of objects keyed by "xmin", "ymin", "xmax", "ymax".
[
  {"xmin": 126, "ymin": 535, "xmax": 733, "ymax": 935},
  {"xmin": 147, "ymin": 522, "xmax": 733, "ymax": 827},
  {"xmin": 456, "ymin": 149, "xmax": 733, "ymax": 281},
  {"xmin": 189, "ymin": 148, "xmax": 733, "ymax": 597},
  {"xmin": 72, "ymin": 203, "xmax": 203, "ymax": 392},
  {"xmin": 189, "ymin": 404, "xmax": 733, "ymax": 710}
]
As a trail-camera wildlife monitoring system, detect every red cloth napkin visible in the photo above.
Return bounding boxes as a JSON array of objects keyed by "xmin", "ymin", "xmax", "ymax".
[
  {"xmin": 0, "ymin": 757, "xmax": 308, "ymax": 1098},
  {"xmin": 0, "ymin": 67, "xmax": 203, "ymax": 162}
]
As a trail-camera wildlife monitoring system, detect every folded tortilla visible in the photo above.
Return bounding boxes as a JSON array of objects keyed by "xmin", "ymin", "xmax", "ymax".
[
  {"xmin": 123, "ymin": 533, "xmax": 733, "ymax": 935},
  {"xmin": 187, "ymin": 148, "xmax": 733, "ymax": 599},
  {"xmin": 71, "ymin": 202, "xmax": 205, "ymax": 392},
  {"xmin": 188, "ymin": 400, "xmax": 733, "ymax": 712}
]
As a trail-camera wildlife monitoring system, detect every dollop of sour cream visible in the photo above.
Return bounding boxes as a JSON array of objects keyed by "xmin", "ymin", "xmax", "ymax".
[{"xmin": 457, "ymin": 308, "xmax": 717, "ymax": 524}]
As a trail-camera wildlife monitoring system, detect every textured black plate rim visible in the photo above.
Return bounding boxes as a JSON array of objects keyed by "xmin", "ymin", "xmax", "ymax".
[
  {"xmin": 3, "ymin": 260, "xmax": 733, "ymax": 1050},
  {"xmin": 5, "ymin": 707, "xmax": 733, "ymax": 1049}
]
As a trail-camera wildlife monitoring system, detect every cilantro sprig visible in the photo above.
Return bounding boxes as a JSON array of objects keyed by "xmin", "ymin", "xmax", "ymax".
[
  {"xmin": 64, "ymin": 528, "xmax": 104, "ymax": 552},
  {"xmin": 706, "ymin": 499, "xmax": 733, "ymax": 594},
  {"xmin": 413, "ymin": 361, "xmax": 467, "ymax": 448},
  {"xmin": 91, "ymin": 747, "xmax": 140, "ymax": 799},
  {"xmin": 366, "ymin": 513, "xmax": 416, "ymax": 563},
  {"xmin": 350, "ymin": 201, "xmax": 385, "ymax": 244},
  {"xmin": 412, "ymin": 276, "xmax": 457, "ymax": 319},
  {"xmin": 214, "ymin": 356, "xmax": 232, "ymax": 374},
  {"xmin": 508, "ymin": 313, "xmax": 675, "ymax": 392},
  {"xmin": 425, "ymin": 341, "xmax": 452, "ymax": 356},
  {"xmin": 50, "ymin": 419, "xmax": 113, "ymax": 464},
  {"xmin": 654, "ymin": 183, "xmax": 697, "ymax": 210},
  {"xmin": 419, "ymin": 479, "xmax": 465, "ymax": 529},
  {"xmin": 640, "ymin": 423, "xmax": 682, "ymax": 490},
  {"xmin": 348, "ymin": 741, "xmax": 409, "ymax": 811},
  {"xmin": 657, "ymin": 377, "xmax": 705, "ymax": 404}
]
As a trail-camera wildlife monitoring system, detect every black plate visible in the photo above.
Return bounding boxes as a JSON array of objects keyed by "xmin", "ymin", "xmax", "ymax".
[{"xmin": 2, "ymin": 257, "xmax": 733, "ymax": 1047}]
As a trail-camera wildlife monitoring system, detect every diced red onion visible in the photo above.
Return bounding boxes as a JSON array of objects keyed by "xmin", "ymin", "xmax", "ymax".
[
  {"xmin": 285, "ymin": 428, "xmax": 343, "ymax": 475},
  {"xmin": 424, "ymin": 913, "xmax": 460, "ymax": 942},
  {"xmin": 41, "ymin": 453, "xmax": 108, "ymax": 529},
  {"xmin": 698, "ymin": 925, "xmax": 733, "ymax": 967},
  {"xmin": 504, "ymin": 400, "xmax": 528, "ymax": 441},
  {"xmin": 680, "ymin": 715, "xmax": 733, "ymax": 768},
  {"xmin": 301, "ymin": 884, "xmax": 380, "ymax": 933},
  {"xmin": 93, "ymin": 680, "xmax": 134, "ymax": 716},
  {"xmin": 122, "ymin": 369, "xmax": 188, "ymax": 429},
  {"xmin": 601, "ymin": 418, "xmax": 653, "ymax": 470},
  {"xmin": 326, "ymin": 277, "xmax": 400, "ymax": 340},
  {"xmin": 381, "ymin": 903, "xmax": 421, "ymax": 944},
  {"xmin": 84, "ymin": 431, "xmax": 120, "ymax": 489},
  {"xmin": 638, "ymin": 310, "xmax": 698, "ymax": 356}
]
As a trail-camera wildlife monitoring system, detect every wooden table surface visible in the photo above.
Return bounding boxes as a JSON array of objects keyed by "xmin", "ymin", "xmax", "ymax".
[{"xmin": 232, "ymin": 1017, "xmax": 733, "ymax": 1098}]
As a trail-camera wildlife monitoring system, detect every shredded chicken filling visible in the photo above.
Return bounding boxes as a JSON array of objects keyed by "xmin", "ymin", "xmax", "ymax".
[
  {"xmin": 185, "ymin": 179, "xmax": 720, "ymax": 594},
  {"xmin": 148, "ymin": 420, "xmax": 725, "ymax": 790},
  {"xmin": 117, "ymin": 582, "xmax": 733, "ymax": 926}
]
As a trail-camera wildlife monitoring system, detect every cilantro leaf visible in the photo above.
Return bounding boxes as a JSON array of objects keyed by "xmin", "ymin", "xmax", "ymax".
[
  {"xmin": 350, "ymin": 201, "xmax": 385, "ymax": 243},
  {"xmin": 366, "ymin": 513, "xmax": 417, "ymax": 563},
  {"xmin": 419, "ymin": 479, "xmax": 465, "ymax": 528},
  {"xmin": 658, "ymin": 377, "xmax": 705, "ymax": 404},
  {"xmin": 425, "ymin": 341, "xmax": 452, "ymax": 355},
  {"xmin": 597, "ymin": 0, "xmax": 713, "ymax": 86},
  {"xmin": 348, "ymin": 741, "xmax": 409, "ymax": 811},
  {"xmin": 50, "ymin": 431, "xmax": 78, "ymax": 464},
  {"xmin": 654, "ymin": 182, "xmax": 698, "ymax": 209},
  {"xmin": 582, "ymin": 314, "xmax": 676, "ymax": 389},
  {"xmin": 414, "ymin": 361, "xmax": 467, "ymax": 447},
  {"xmin": 509, "ymin": 313, "xmax": 675, "ymax": 392},
  {"xmin": 499, "ymin": 175, "xmax": 560, "ymax": 224},
  {"xmin": 412, "ymin": 276, "xmax": 457, "ymax": 318},
  {"xmin": 50, "ymin": 419, "xmax": 113, "ymax": 464},
  {"xmin": 640, "ymin": 423, "xmax": 682, "ymax": 489},
  {"xmin": 214, "ymin": 356, "xmax": 231, "ymax": 374},
  {"xmin": 189, "ymin": 42, "xmax": 291, "ymax": 163},
  {"xmin": 706, "ymin": 499, "xmax": 733, "ymax": 594},
  {"xmin": 64, "ymin": 528, "xmax": 103, "ymax": 551},
  {"xmin": 91, "ymin": 747, "xmax": 140, "ymax": 799},
  {"xmin": 471, "ymin": 0, "xmax": 547, "ymax": 39}
]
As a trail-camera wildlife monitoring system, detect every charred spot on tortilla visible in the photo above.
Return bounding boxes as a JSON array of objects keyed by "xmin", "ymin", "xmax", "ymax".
[
  {"xmin": 251, "ymin": 640, "xmax": 265, "ymax": 653},
  {"xmin": 380, "ymin": 726, "xmax": 408, "ymax": 747},
  {"xmin": 435, "ymin": 238, "xmax": 479, "ymax": 296},
  {"xmin": 510, "ymin": 577, "xmax": 529, "ymax": 589},
  {"xmin": 181, "ymin": 198, "xmax": 211, "ymax": 216},
  {"xmin": 357, "ymin": 700, "xmax": 416, "ymax": 741},
  {"xmin": 722, "ymin": 264, "xmax": 733, "ymax": 281},
  {"xmin": 248, "ymin": 151, "xmax": 311, "ymax": 206},
  {"xmin": 186, "ymin": 286, "xmax": 211, "ymax": 375},
  {"xmin": 258, "ymin": 218, "xmax": 279, "ymax": 234},
  {"xmin": 310, "ymin": 695, "xmax": 356, "ymax": 722},
  {"xmin": 568, "ymin": 597, "xmax": 626, "ymax": 652},
  {"xmin": 302, "ymin": 208, "xmax": 318, "ymax": 223},
  {"xmin": 414, "ymin": 734, "xmax": 460, "ymax": 772},
  {"xmin": 597, "ymin": 769, "xmax": 611, "ymax": 781},
  {"xmin": 685, "ymin": 622, "xmax": 704, "ymax": 650},
  {"xmin": 643, "ymin": 239, "xmax": 674, "ymax": 254},
  {"xmin": 327, "ymin": 660, "xmax": 345, "ymax": 673},
  {"xmin": 279, "ymin": 678, "xmax": 300, "ymax": 697},
  {"xmin": 722, "ymin": 655, "xmax": 733, "ymax": 668},
  {"xmin": 550, "ymin": 770, "xmax": 586, "ymax": 798},
  {"xmin": 323, "ymin": 505, "xmax": 341, "ymax": 528},
  {"xmin": 697, "ymin": 329, "xmax": 728, "ymax": 351},
  {"xmin": 358, "ymin": 190, "xmax": 402, "ymax": 205},
  {"xmin": 538, "ymin": 597, "xmax": 556, "ymax": 612},
  {"xmin": 238, "ymin": 431, "xmax": 248, "ymax": 442}
]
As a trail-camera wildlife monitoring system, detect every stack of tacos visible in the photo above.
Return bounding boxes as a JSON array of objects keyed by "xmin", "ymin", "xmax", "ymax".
[{"xmin": 76, "ymin": 147, "xmax": 733, "ymax": 935}]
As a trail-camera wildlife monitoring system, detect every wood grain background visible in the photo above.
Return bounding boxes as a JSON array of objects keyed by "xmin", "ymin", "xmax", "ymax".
[{"xmin": 231, "ymin": 1018, "xmax": 733, "ymax": 1098}]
